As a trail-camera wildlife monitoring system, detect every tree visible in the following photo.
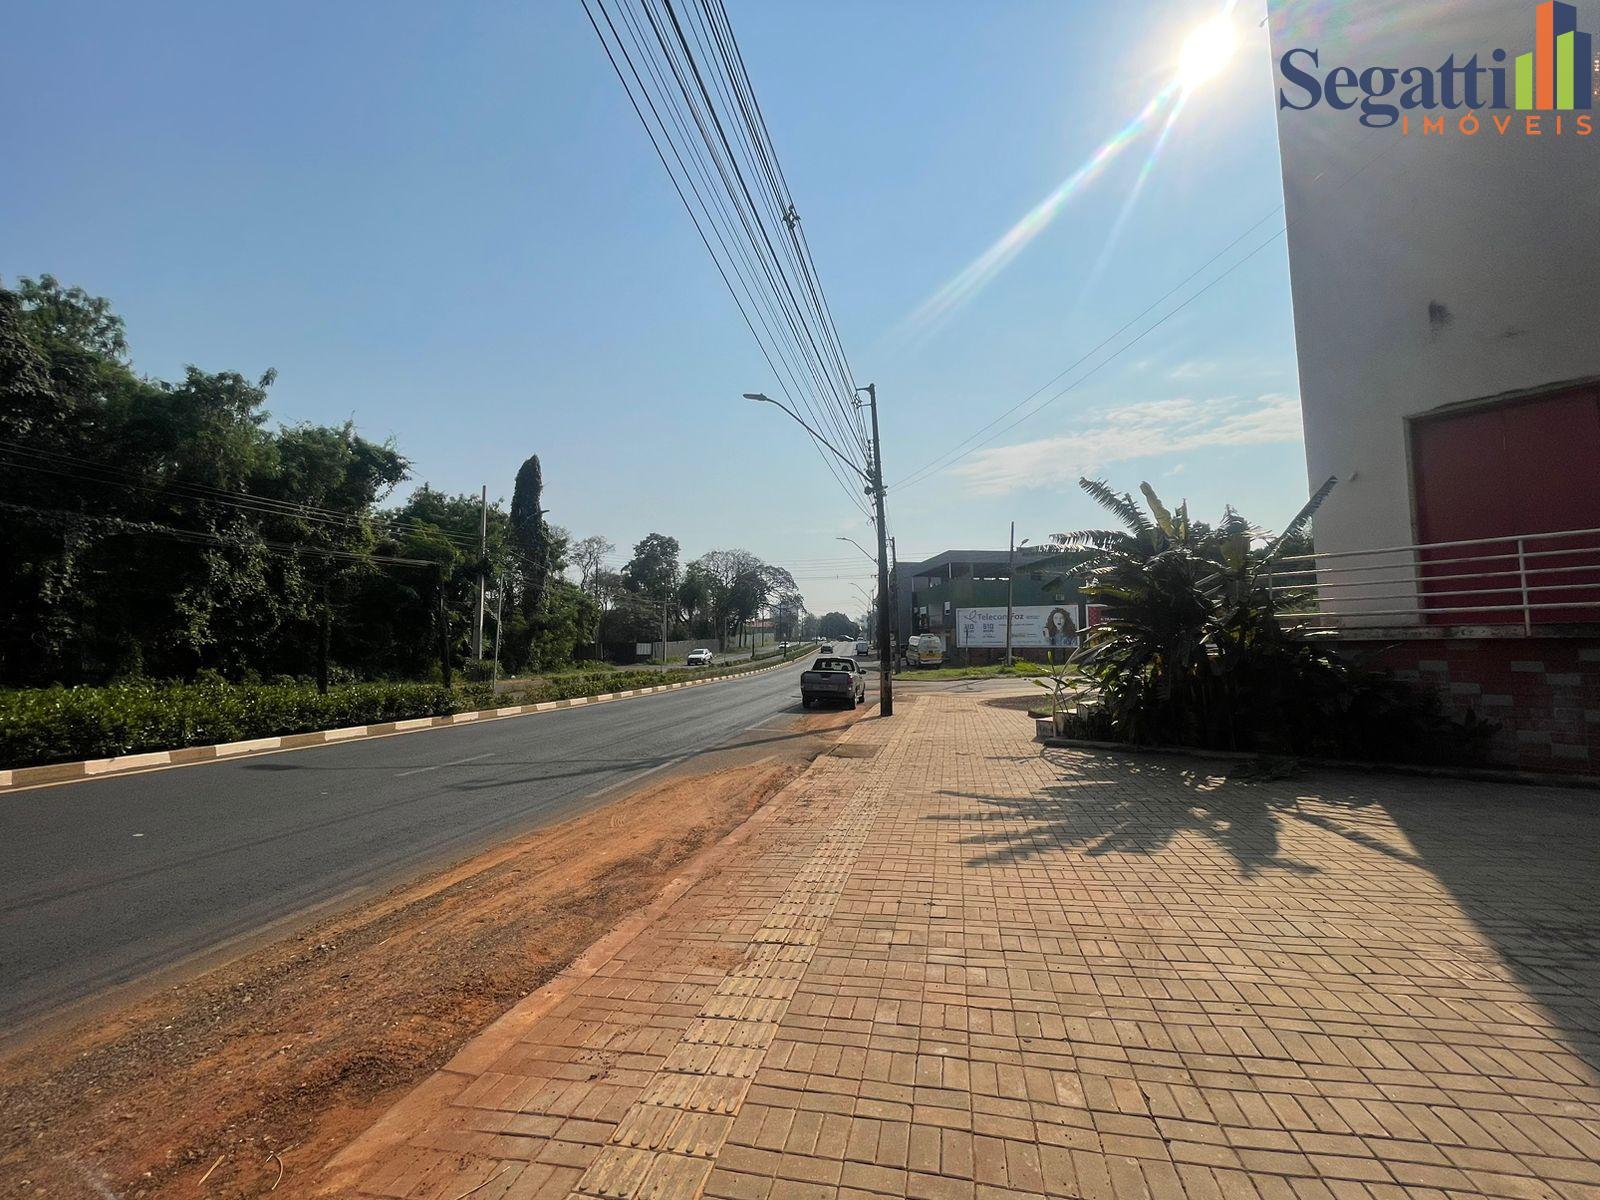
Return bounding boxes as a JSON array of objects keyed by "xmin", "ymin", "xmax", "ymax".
[
  {"xmin": 622, "ymin": 533, "xmax": 680, "ymax": 599},
  {"xmin": 14, "ymin": 274, "xmax": 128, "ymax": 360},
  {"xmin": 686, "ymin": 549, "xmax": 796, "ymax": 649},
  {"xmin": 571, "ymin": 534, "xmax": 614, "ymax": 593},
  {"xmin": 818, "ymin": 612, "xmax": 859, "ymax": 640},
  {"xmin": 510, "ymin": 455, "xmax": 550, "ymax": 620},
  {"xmin": 677, "ymin": 566, "xmax": 713, "ymax": 637},
  {"xmin": 773, "ymin": 590, "xmax": 805, "ymax": 641}
]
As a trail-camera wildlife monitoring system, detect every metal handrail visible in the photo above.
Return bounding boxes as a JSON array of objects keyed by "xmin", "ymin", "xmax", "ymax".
[
  {"xmin": 1269, "ymin": 524, "xmax": 1600, "ymax": 631},
  {"xmin": 1274, "ymin": 525, "xmax": 1600, "ymax": 564}
]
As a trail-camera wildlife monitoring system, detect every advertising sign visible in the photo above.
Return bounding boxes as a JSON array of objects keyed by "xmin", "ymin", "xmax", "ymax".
[{"xmin": 955, "ymin": 605, "xmax": 1080, "ymax": 649}]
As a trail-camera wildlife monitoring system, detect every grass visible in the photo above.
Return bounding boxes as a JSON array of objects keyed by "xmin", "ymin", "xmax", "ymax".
[{"xmin": 895, "ymin": 662, "xmax": 1061, "ymax": 682}]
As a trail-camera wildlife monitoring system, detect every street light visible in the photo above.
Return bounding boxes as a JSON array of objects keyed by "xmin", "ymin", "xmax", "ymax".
[
  {"xmin": 746, "ymin": 385, "xmax": 895, "ymax": 717},
  {"xmin": 835, "ymin": 535, "xmax": 876, "ymax": 564},
  {"xmin": 1005, "ymin": 527, "xmax": 1031, "ymax": 667},
  {"xmin": 743, "ymin": 394, "xmax": 870, "ymax": 484},
  {"xmin": 850, "ymin": 583, "xmax": 875, "ymax": 643}
]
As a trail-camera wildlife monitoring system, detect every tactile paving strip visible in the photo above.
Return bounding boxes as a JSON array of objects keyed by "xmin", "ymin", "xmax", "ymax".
[{"xmin": 566, "ymin": 783, "xmax": 884, "ymax": 1199}]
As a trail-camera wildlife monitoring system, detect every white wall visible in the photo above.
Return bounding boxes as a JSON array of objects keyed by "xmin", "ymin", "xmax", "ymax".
[{"xmin": 1269, "ymin": 0, "xmax": 1600, "ymax": 619}]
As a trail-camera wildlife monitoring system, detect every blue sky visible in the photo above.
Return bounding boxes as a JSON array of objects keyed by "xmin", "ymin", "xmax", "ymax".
[{"xmin": 3, "ymin": 0, "xmax": 1308, "ymax": 619}]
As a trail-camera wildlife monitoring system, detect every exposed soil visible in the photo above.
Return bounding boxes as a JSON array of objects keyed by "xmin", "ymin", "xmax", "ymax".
[{"xmin": 0, "ymin": 743, "xmax": 837, "ymax": 1200}]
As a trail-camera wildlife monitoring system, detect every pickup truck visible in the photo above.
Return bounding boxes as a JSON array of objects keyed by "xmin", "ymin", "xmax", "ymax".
[{"xmin": 801, "ymin": 656, "xmax": 866, "ymax": 708}]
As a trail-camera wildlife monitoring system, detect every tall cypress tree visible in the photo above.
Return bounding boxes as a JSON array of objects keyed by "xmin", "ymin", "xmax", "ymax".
[{"xmin": 510, "ymin": 454, "xmax": 549, "ymax": 619}]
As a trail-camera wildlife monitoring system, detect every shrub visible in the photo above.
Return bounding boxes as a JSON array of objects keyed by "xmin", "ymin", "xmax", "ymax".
[
  {"xmin": 1049, "ymin": 478, "xmax": 1495, "ymax": 765},
  {"xmin": 0, "ymin": 679, "xmax": 461, "ymax": 768},
  {"xmin": 0, "ymin": 641, "xmax": 813, "ymax": 770}
]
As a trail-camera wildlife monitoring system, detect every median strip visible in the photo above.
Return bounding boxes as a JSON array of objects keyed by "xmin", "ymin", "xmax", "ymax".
[{"xmin": 0, "ymin": 652, "xmax": 810, "ymax": 795}]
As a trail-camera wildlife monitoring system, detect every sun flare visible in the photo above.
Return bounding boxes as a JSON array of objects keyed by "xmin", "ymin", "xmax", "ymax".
[{"xmin": 1178, "ymin": 16, "xmax": 1238, "ymax": 91}]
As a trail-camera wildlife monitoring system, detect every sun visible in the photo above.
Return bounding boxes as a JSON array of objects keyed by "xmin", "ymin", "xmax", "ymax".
[{"xmin": 1177, "ymin": 16, "xmax": 1238, "ymax": 91}]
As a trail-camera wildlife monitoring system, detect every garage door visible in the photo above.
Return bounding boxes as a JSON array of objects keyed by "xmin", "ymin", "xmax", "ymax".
[{"xmin": 1410, "ymin": 385, "xmax": 1600, "ymax": 625}]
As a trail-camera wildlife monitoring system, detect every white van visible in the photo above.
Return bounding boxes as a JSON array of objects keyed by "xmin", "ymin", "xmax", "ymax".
[{"xmin": 903, "ymin": 634, "xmax": 945, "ymax": 668}]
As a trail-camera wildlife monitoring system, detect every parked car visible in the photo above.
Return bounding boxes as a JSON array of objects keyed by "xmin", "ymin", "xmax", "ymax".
[
  {"xmin": 801, "ymin": 656, "xmax": 866, "ymax": 708},
  {"xmin": 686, "ymin": 648, "xmax": 714, "ymax": 667}
]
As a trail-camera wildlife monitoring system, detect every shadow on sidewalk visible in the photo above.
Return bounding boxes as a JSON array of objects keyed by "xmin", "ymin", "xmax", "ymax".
[
  {"xmin": 930, "ymin": 744, "xmax": 1600, "ymax": 1084},
  {"xmin": 932, "ymin": 748, "xmax": 1353, "ymax": 876}
]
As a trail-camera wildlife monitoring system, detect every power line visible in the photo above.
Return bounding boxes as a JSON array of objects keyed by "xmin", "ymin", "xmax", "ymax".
[
  {"xmin": 894, "ymin": 228, "xmax": 1288, "ymax": 493},
  {"xmin": 587, "ymin": 0, "xmax": 870, "ymax": 519},
  {"xmin": 0, "ymin": 500, "xmax": 438, "ymax": 568},
  {"xmin": 580, "ymin": 0, "xmax": 873, "ymax": 518},
  {"xmin": 889, "ymin": 137, "xmax": 1404, "ymax": 494},
  {"xmin": 0, "ymin": 440, "xmax": 558, "ymax": 578}
]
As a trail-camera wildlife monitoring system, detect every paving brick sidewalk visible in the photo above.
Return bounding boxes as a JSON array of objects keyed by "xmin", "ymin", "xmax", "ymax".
[{"xmin": 320, "ymin": 687, "xmax": 1600, "ymax": 1200}]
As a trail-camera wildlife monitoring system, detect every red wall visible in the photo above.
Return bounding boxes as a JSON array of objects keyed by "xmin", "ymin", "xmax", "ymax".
[
  {"xmin": 1345, "ymin": 637, "xmax": 1600, "ymax": 775},
  {"xmin": 1411, "ymin": 385, "xmax": 1600, "ymax": 624}
]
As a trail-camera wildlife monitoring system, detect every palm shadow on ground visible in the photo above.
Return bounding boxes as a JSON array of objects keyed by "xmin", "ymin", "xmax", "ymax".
[{"xmin": 930, "ymin": 744, "xmax": 1600, "ymax": 1082}]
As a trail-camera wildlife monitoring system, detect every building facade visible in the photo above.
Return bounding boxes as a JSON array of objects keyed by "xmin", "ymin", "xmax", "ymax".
[
  {"xmin": 1271, "ymin": 0, "xmax": 1600, "ymax": 771},
  {"xmin": 894, "ymin": 549, "xmax": 1084, "ymax": 665}
]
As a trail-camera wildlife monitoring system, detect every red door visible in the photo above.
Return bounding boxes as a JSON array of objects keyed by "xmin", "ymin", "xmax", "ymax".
[{"xmin": 1411, "ymin": 385, "xmax": 1600, "ymax": 625}]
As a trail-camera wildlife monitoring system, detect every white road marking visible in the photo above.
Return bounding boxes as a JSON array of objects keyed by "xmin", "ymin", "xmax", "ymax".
[{"xmin": 396, "ymin": 752, "xmax": 496, "ymax": 778}]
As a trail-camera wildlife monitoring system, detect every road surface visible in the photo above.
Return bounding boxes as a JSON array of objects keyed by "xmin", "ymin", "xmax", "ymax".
[{"xmin": 0, "ymin": 657, "xmax": 850, "ymax": 1029}]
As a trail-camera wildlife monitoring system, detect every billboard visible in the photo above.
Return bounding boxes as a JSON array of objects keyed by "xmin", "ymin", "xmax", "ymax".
[{"xmin": 955, "ymin": 605, "xmax": 1081, "ymax": 649}]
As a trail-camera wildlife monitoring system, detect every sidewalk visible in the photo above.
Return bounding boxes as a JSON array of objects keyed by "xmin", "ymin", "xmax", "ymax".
[{"xmin": 319, "ymin": 685, "xmax": 1600, "ymax": 1200}]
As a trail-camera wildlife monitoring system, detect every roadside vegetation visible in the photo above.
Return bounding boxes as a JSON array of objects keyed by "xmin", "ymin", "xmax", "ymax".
[
  {"xmin": 0, "ymin": 277, "xmax": 824, "ymax": 763},
  {"xmin": 0, "ymin": 645, "xmax": 814, "ymax": 769},
  {"xmin": 896, "ymin": 662, "xmax": 1049, "ymax": 681},
  {"xmin": 1043, "ymin": 478, "xmax": 1493, "ymax": 764}
]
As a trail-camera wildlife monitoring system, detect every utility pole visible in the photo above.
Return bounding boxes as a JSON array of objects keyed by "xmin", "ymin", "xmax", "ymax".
[
  {"xmin": 1005, "ymin": 522, "xmax": 1016, "ymax": 668},
  {"xmin": 861, "ymin": 384, "xmax": 893, "ymax": 717},
  {"xmin": 1005, "ymin": 526, "xmax": 1031, "ymax": 667},
  {"xmin": 491, "ymin": 578, "xmax": 504, "ymax": 690},
  {"xmin": 743, "ymin": 386, "xmax": 893, "ymax": 716},
  {"xmin": 889, "ymin": 536, "xmax": 899, "ymax": 662},
  {"xmin": 473, "ymin": 484, "xmax": 487, "ymax": 659},
  {"xmin": 435, "ymin": 564, "xmax": 453, "ymax": 688}
]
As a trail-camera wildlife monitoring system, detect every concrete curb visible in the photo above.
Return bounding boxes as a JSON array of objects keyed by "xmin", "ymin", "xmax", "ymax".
[
  {"xmin": 1036, "ymin": 729, "xmax": 1600, "ymax": 791},
  {"xmin": 0, "ymin": 653, "xmax": 810, "ymax": 795}
]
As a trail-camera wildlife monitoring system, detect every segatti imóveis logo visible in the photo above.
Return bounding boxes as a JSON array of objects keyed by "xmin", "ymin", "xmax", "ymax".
[{"xmin": 1278, "ymin": 1, "xmax": 1595, "ymax": 135}]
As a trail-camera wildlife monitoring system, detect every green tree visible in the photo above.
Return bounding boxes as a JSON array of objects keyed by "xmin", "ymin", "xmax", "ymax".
[
  {"xmin": 510, "ymin": 455, "xmax": 552, "ymax": 622},
  {"xmin": 818, "ymin": 612, "xmax": 859, "ymax": 640},
  {"xmin": 622, "ymin": 533, "xmax": 680, "ymax": 599}
]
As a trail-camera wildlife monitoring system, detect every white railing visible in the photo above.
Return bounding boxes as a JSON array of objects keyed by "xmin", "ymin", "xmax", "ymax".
[{"xmin": 1265, "ymin": 526, "xmax": 1600, "ymax": 632}]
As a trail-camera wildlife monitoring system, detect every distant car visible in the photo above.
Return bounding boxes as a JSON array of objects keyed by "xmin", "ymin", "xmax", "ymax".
[
  {"xmin": 686, "ymin": 648, "xmax": 714, "ymax": 667},
  {"xmin": 801, "ymin": 656, "xmax": 867, "ymax": 708},
  {"xmin": 854, "ymin": 640, "xmax": 870, "ymax": 657},
  {"xmin": 817, "ymin": 643, "xmax": 834, "ymax": 654}
]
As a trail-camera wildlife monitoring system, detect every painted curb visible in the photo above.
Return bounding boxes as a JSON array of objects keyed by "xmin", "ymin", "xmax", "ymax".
[{"xmin": 0, "ymin": 652, "xmax": 812, "ymax": 794}]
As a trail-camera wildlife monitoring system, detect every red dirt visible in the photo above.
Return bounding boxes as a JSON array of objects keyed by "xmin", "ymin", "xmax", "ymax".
[{"xmin": 0, "ymin": 757, "xmax": 813, "ymax": 1200}]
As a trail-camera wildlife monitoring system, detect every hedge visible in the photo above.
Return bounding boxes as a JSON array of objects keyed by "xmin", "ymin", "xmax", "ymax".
[
  {"xmin": 0, "ymin": 680, "xmax": 460, "ymax": 769},
  {"xmin": 504, "ymin": 641, "xmax": 813, "ymax": 705},
  {"xmin": 0, "ymin": 645, "xmax": 813, "ymax": 770}
]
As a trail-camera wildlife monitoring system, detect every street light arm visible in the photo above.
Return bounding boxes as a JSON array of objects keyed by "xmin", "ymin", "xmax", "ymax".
[
  {"xmin": 835, "ymin": 536, "xmax": 877, "ymax": 565},
  {"xmin": 744, "ymin": 393, "xmax": 870, "ymax": 483}
]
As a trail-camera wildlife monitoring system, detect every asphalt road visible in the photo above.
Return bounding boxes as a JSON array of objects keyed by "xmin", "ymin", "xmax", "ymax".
[{"xmin": 0, "ymin": 657, "xmax": 842, "ymax": 1030}]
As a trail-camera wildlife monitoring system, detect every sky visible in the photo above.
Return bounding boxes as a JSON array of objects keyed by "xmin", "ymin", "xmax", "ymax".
[{"xmin": 2, "ymin": 0, "xmax": 1309, "ymax": 621}]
